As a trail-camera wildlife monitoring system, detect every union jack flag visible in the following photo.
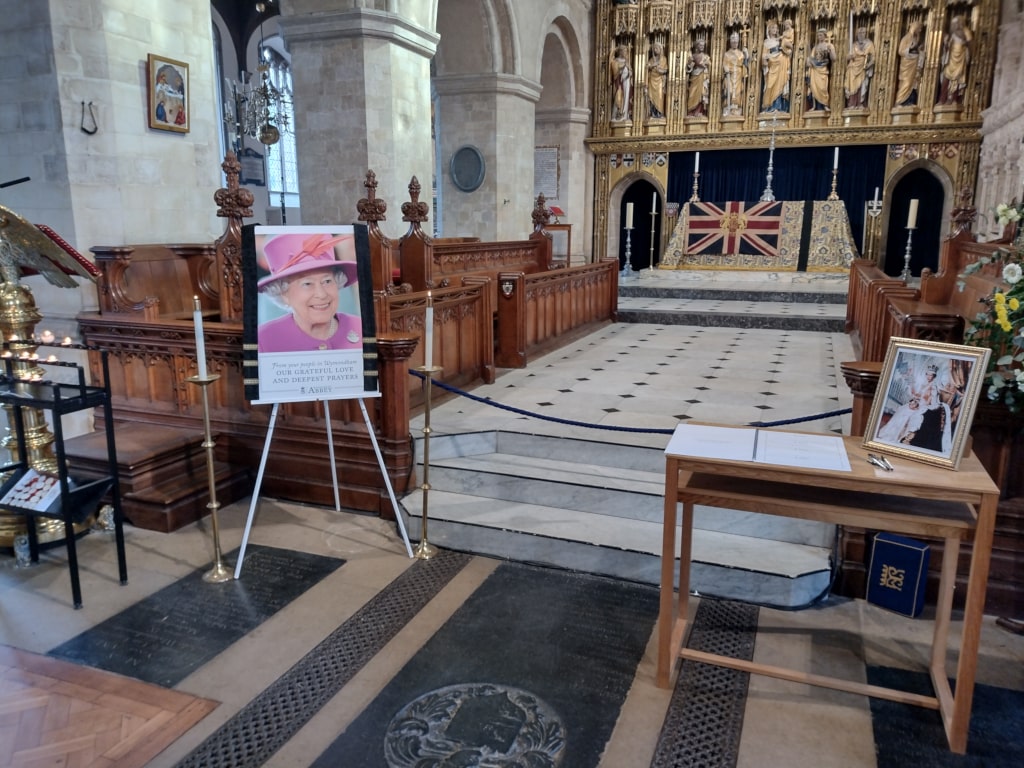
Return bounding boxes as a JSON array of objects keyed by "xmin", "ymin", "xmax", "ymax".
[{"xmin": 686, "ymin": 201, "xmax": 784, "ymax": 257}]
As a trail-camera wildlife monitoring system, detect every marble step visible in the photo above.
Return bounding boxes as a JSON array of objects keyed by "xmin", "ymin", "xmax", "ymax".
[
  {"xmin": 618, "ymin": 283, "xmax": 848, "ymax": 304},
  {"xmin": 403, "ymin": 431, "xmax": 834, "ymax": 608},
  {"xmin": 615, "ymin": 274, "xmax": 848, "ymax": 331},
  {"xmin": 615, "ymin": 297, "xmax": 846, "ymax": 332},
  {"xmin": 423, "ymin": 431, "xmax": 830, "ymax": 546}
]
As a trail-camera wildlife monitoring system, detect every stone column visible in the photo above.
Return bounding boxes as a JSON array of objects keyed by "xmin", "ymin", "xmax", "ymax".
[
  {"xmin": 280, "ymin": 8, "xmax": 438, "ymax": 239},
  {"xmin": 433, "ymin": 74, "xmax": 542, "ymax": 242},
  {"xmin": 536, "ymin": 107, "xmax": 591, "ymax": 263}
]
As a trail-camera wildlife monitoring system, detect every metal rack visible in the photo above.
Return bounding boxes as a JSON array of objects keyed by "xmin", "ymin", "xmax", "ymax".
[{"xmin": 0, "ymin": 345, "xmax": 126, "ymax": 608}]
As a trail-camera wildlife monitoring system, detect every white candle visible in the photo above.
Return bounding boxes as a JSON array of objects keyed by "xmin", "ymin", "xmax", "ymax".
[
  {"xmin": 873, "ymin": 187, "xmax": 879, "ymax": 203},
  {"xmin": 40, "ymin": 330, "xmax": 55, "ymax": 344},
  {"xmin": 907, "ymin": 199, "xmax": 919, "ymax": 229},
  {"xmin": 424, "ymin": 291, "xmax": 434, "ymax": 369},
  {"xmin": 652, "ymin": 192, "xmax": 657, "ymax": 214},
  {"xmin": 193, "ymin": 296, "xmax": 208, "ymax": 379},
  {"xmin": 694, "ymin": 152, "xmax": 700, "ymax": 173},
  {"xmin": 625, "ymin": 202, "xmax": 634, "ymax": 229},
  {"xmin": 833, "ymin": 147, "xmax": 839, "ymax": 170}
]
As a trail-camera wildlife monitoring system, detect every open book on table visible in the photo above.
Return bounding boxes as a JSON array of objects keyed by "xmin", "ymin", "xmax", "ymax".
[{"xmin": 664, "ymin": 423, "xmax": 852, "ymax": 472}]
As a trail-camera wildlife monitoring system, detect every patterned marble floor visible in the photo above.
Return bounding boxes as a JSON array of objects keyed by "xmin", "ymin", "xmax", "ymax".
[
  {"xmin": 415, "ymin": 322, "xmax": 855, "ymax": 448},
  {"xmin": 2, "ymin": 290, "xmax": 1023, "ymax": 768}
]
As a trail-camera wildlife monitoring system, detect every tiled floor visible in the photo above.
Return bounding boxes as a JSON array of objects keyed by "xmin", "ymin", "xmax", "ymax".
[{"xmin": 2, "ymin": 295, "xmax": 1023, "ymax": 767}]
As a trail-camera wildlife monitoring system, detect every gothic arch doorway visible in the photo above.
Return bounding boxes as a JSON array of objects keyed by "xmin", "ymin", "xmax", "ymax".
[
  {"xmin": 618, "ymin": 180, "xmax": 663, "ymax": 272},
  {"xmin": 883, "ymin": 167, "xmax": 945, "ymax": 278}
]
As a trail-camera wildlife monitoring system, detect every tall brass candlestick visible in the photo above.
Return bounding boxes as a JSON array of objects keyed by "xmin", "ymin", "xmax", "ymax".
[
  {"xmin": 648, "ymin": 211, "xmax": 658, "ymax": 272},
  {"xmin": 415, "ymin": 365, "xmax": 441, "ymax": 559},
  {"xmin": 866, "ymin": 196, "xmax": 883, "ymax": 262},
  {"xmin": 189, "ymin": 373, "xmax": 231, "ymax": 582},
  {"xmin": 188, "ymin": 298, "xmax": 230, "ymax": 582}
]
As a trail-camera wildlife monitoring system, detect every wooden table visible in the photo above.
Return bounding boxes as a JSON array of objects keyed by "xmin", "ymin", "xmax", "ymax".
[{"xmin": 657, "ymin": 424, "xmax": 999, "ymax": 754}]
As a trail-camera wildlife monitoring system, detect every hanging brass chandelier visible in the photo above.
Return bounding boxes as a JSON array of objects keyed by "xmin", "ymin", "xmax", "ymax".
[{"xmin": 223, "ymin": 2, "xmax": 292, "ymax": 148}]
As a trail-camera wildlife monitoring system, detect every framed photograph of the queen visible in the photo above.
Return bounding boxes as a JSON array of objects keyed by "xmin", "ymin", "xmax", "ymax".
[
  {"xmin": 147, "ymin": 54, "xmax": 189, "ymax": 133},
  {"xmin": 864, "ymin": 338, "xmax": 991, "ymax": 470}
]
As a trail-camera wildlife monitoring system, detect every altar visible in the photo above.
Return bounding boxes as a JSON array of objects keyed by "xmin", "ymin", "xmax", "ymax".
[{"xmin": 660, "ymin": 200, "xmax": 856, "ymax": 272}]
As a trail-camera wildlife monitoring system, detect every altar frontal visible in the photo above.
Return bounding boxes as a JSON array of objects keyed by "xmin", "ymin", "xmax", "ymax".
[{"xmin": 660, "ymin": 199, "xmax": 855, "ymax": 272}]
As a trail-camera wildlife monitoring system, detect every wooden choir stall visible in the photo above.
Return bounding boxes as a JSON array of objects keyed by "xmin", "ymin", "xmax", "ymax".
[{"xmin": 69, "ymin": 157, "xmax": 618, "ymax": 532}]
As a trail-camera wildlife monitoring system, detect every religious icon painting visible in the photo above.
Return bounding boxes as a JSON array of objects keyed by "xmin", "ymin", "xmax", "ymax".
[{"xmin": 146, "ymin": 54, "xmax": 189, "ymax": 133}]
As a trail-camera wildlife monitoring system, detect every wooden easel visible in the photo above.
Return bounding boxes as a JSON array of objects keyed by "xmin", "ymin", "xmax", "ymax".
[{"xmin": 234, "ymin": 395, "xmax": 413, "ymax": 578}]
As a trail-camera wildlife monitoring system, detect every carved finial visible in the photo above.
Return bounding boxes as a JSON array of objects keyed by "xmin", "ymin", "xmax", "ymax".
[
  {"xmin": 214, "ymin": 151, "xmax": 254, "ymax": 219},
  {"xmin": 532, "ymin": 193, "xmax": 551, "ymax": 230},
  {"xmin": 357, "ymin": 169, "xmax": 388, "ymax": 223},
  {"xmin": 402, "ymin": 175, "xmax": 430, "ymax": 223},
  {"xmin": 950, "ymin": 187, "xmax": 976, "ymax": 236}
]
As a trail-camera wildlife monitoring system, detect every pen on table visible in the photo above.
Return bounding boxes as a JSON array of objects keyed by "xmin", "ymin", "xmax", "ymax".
[{"xmin": 867, "ymin": 454, "xmax": 893, "ymax": 471}]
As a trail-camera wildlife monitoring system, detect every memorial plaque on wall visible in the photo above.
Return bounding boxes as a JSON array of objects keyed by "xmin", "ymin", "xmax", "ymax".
[
  {"xmin": 240, "ymin": 147, "xmax": 266, "ymax": 186},
  {"xmin": 534, "ymin": 146, "xmax": 559, "ymax": 199}
]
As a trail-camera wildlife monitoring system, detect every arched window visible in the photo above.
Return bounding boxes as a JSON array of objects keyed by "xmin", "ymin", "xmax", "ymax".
[{"xmin": 262, "ymin": 44, "xmax": 299, "ymax": 205}]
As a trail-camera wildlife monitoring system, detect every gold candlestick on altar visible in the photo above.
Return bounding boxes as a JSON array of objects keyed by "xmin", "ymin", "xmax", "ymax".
[
  {"xmin": 866, "ymin": 195, "xmax": 883, "ymax": 262},
  {"xmin": 649, "ymin": 211, "xmax": 658, "ymax": 272},
  {"xmin": 828, "ymin": 168, "xmax": 840, "ymax": 200},
  {"xmin": 689, "ymin": 171, "xmax": 700, "ymax": 203}
]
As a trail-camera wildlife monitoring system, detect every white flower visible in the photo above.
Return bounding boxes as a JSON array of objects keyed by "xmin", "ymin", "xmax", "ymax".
[
  {"xmin": 1004, "ymin": 262, "xmax": 1023, "ymax": 285},
  {"xmin": 995, "ymin": 203, "xmax": 1023, "ymax": 226}
]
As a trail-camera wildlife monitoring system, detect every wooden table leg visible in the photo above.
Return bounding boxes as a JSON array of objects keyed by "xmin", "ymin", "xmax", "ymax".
[
  {"xmin": 945, "ymin": 494, "xmax": 997, "ymax": 754},
  {"xmin": 657, "ymin": 460, "xmax": 680, "ymax": 688}
]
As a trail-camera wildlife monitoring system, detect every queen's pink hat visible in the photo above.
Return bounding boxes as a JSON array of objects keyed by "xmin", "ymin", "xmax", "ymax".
[{"xmin": 258, "ymin": 233, "xmax": 357, "ymax": 290}]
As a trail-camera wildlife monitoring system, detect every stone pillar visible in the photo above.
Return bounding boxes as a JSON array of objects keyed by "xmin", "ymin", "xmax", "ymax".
[
  {"xmin": 536, "ymin": 107, "xmax": 591, "ymax": 262},
  {"xmin": 434, "ymin": 74, "xmax": 542, "ymax": 242},
  {"xmin": 280, "ymin": 8, "xmax": 438, "ymax": 239}
]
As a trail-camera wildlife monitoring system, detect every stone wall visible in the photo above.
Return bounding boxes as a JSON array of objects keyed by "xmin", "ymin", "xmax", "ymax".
[{"xmin": 978, "ymin": 0, "xmax": 1024, "ymax": 238}]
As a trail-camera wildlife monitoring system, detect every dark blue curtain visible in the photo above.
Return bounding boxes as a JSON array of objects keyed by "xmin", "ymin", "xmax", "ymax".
[{"xmin": 667, "ymin": 146, "xmax": 888, "ymax": 255}]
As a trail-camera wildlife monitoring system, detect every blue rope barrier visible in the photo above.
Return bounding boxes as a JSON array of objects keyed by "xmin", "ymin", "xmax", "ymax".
[{"xmin": 408, "ymin": 370, "xmax": 851, "ymax": 435}]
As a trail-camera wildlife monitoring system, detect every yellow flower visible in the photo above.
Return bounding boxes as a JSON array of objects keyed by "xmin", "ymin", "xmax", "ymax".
[
  {"xmin": 994, "ymin": 292, "xmax": 1006, "ymax": 305},
  {"xmin": 999, "ymin": 318, "xmax": 1013, "ymax": 333},
  {"xmin": 1010, "ymin": 297, "xmax": 1021, "ymax": 311}
]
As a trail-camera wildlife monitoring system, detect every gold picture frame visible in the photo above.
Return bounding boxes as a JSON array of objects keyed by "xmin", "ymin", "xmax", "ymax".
[
  {"xmin": 147, "ymin": 54, "xmax": 189, "ymax": 133},
  {"xmin": 863, "ymin": 338, "xmax": 991, "ymax": 470}
]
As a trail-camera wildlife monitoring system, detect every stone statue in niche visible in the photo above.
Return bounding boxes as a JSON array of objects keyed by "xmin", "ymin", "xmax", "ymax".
[
  {"xmin": 805, "ymin": 28, "xmax": 836, "ymax": 112},
  {"xmin": 647, "ymin": 42, "xmax": 669, "ymax": 119},
  {"xmin": 684, "ymin": 39, "xmax": 710, "ymax": 118},
  {"xmin": 894, "ymin": 21, "xmax": 925, "ymax": 108},
  {"xmin": 722, "ymin": 31, "xmax": 749, "ymax": 117},
  {"xmin": 761, "ymin": 19, "xmax": 793, "ymax": 113},
  {"xmin": 844, "ymin": 26, "xmax": 875, "ymax": 109},
  {"xmin": 937, "ymin": 15, "xmax": 972, "ymax": 105},
  {"xmin": 610, "ymin": 44, "xmax": 633, "ymax": 122}
]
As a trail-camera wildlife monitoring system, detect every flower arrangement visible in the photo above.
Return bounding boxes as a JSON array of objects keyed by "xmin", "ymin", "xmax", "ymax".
[
  {"xmin": 960, "ymin": 234, "xmax": 1024, "ymax": 414},
  {"xmin": 995, "ymin": 201, "xmax": 1024, "ymax": 228}
]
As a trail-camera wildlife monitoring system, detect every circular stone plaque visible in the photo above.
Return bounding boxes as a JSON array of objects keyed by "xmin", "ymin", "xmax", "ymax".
[
  {"xmin": 384, "ymin": 682, "xmax": 565, "ymax": 766},
  {"xmin": 449, "ymin": 145, "xmax": 486, "ymax": 192}
]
